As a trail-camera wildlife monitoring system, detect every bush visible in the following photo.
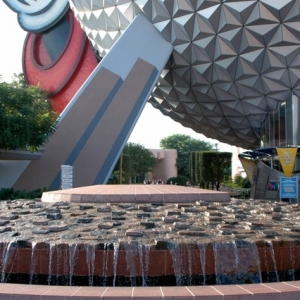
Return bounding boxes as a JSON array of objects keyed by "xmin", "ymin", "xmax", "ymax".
[
  {"xmin": 167, "ymin": 176, "xmax": 190, "ymax": 186},
  {"xmin": 222, "ymin": 181, "xmax": 240, "ymax": 188},
  {"xmin": 0, "ymin": 188, "xmax": 14, "ymax": 200},
  {"xmin": 233, "ymin": 175, "xmax": 251, "ymax": 188},
  {"xmin": 107, "ymin": 173, "xmax": 119, "ymax": 184},
  {"xmin": 0, "ymin": 188, "xmax": 47, "ymax": 200},
  {"xmin": 223, "ymin": 175, "xmax": 251, "ymax": 189},
  {"xmin": 241, "ymin": 177, "xmax": 251, "ymax": 188}
]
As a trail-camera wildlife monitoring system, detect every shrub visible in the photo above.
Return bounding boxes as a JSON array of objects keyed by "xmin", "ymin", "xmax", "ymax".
[
  {"xmin": 223, "ymin": 175, "xmax": 251, "ymax": 189},
  {"xmin": 167, "ymin": 176, "xmax": 190, "ymax": 186},
  {"xmin": 241, "ymin": 177, "xmax": 251, "ymax": 188},
  {"xmin": 0, "ymin": 188, "xmax": 47, "ymax": 200},
  {"xmin": 0, "ymin": 188, "xmax": 14, "ymax": 200}
]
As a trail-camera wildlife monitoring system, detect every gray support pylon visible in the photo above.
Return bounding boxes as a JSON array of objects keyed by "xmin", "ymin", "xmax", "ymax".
[{"xmin": 13, "ymin": 14, "xmax": 173, "ymax": 190}]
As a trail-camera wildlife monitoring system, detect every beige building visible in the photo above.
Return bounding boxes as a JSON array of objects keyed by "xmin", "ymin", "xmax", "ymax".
[
  {"xmin": 231, "ymin": 147, "xmax": 246, "ymax": 179},
  {"xmin": 145, "ymin": 149, "xmax": 177, "ymax": 184}
]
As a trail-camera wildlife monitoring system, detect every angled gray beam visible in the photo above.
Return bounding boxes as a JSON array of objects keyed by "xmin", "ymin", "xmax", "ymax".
[{"xmin": 13, "ymin": 14, "xmax": 173, "ymax": 190}]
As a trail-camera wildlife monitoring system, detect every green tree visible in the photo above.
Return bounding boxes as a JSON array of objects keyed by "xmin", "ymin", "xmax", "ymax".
[
  {"xmin": 233, "ymin": 175, "xmax": 251, "ymax": 188},
  {"xmin": 0, "ymin": 74, "xmax": 58, "ymax": 152},
  {"xmin": 160, "ymin": 134, "xmax": 213, "ymax": 178},
  {"xmin": 120, "ymin": 142, "xmax": 157, "ymax": 183},
  {"xmin": 199, "ymin": 152, "xmax": 232, "ymax": 190}
]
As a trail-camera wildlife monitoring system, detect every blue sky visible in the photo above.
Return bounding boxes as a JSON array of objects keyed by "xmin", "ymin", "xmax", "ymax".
[{"xmin": 0, "ymin": 1, "xmax": 235, "ymax": 152}]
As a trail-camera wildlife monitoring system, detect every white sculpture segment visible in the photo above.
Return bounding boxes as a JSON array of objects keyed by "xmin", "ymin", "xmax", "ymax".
[{"xmin": 4, "ymin": 0, "xmax": 69, "ymax": 32}]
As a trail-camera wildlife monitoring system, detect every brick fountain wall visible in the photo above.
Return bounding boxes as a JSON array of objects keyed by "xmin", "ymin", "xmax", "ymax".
[{"xmin": 0, "ymin": 198, "xmax": 300, "ymax": 286}]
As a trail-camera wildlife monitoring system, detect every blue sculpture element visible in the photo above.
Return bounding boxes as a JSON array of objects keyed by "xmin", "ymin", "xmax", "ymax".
[{"xmin": 4, "ymin": 0, "xmax": 69, "ymax": 32}]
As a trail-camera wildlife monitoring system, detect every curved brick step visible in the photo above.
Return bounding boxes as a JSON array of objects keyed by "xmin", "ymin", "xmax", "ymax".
[{"xmin": 1, "ymin": 282, "xmax": 300, "ymax": 299}]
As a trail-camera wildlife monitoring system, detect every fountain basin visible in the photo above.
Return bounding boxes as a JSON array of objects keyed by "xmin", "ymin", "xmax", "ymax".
[
  {"xmin": 1, "ymin": 186, "xmax": 300, "ymax": 298},
  {"xmin": 1, "ymin": 185, "xmax": 300, "ymax": 286}
]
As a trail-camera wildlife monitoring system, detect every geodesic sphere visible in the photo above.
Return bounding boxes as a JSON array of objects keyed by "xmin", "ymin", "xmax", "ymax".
[{"xmin": 69, "ymin": 0, "xmax": 300, "ymax": 149}]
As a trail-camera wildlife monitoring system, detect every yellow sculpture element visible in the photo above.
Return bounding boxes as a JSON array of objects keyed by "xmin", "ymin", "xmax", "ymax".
[{"xmin": 276, "ymin": 148, "xmax": 298, "ymax": 178}]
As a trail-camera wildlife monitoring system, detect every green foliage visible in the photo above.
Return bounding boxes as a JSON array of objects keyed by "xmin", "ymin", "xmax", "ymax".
[
  {"xmin": 233, "ymin": 175, "xmax": 251, "ymax": 188},
  {"xmin": 223, "ymin": 175, "xmax": 251, "ymax": 189},
  {"xmin": 166, "ymin": 176, "xmax": 190, "ymax": 186},
  {"xmin": 160, "ymin": 134, "xmax": 214, "ymax": 178},
  {"xmin": 107, "ymin": 173, "xmax": 119, "ymax": 184},
  {"xmin": 222, "ymin": 181, "xmax": 240, "ymax": 188},
  {"xmin": 115, "ymin": 143, "xmax": 158, "ymax": 184},
  {"xmin": 190, "ymin": 151, "xmax": 232, "ymax": 190},
  {"xmin": 0, "ymin": 187, "xmax": 47, "ymax": 200},
  {"xmin": 0, "ymin": 74, "xmax": 58, "ymax": 152},
  {"xmin": 233, "ymin": 175, "xmax": 244, "ymax": 186},
  {"xmin": 241, "ymin": 178, "xmax": 251, "ymax": 188}
]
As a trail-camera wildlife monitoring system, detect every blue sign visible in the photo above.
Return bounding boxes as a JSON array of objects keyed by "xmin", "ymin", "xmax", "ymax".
[{"xmin": 280, "ymin": 176, "xmax": 298, "ymax": 199}]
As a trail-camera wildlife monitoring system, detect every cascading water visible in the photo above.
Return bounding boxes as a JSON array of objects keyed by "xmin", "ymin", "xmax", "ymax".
[
  {"xmin": 0, "ymin": 237, "xmax": 299, "ymax": 286},
  {"xmin": 198, "ymin": 242, "xmax": 207, "ymax": 285},
  {"xmin": 1, "ymin": 241, "xmax": 16, "ymax": 283},
  {"xmin": 213, "ymin": 240, "xmax": 238, "ymax": 284},
  {"xmin": 47, "ymin": 243, "xmax": 55, "ymax": 285},
  {"xmin": 235, "ymin": 240, "xmax": 262, "ymax": 284},
  {"xmin": 138, "ymin": 243, "xmax": 150, "ymax": 286},
  {"xmin": 85, "ymin": 243, "xmax": 96, "ymax": 286},
  {"xmin": 213, "ymin": 239, "xmax": 262, "ymax": 284},
  {"xmin": 29, "ymin": 242, "xmax": 37, "ymax": 284},
  {"xmin": 112, "ymin": 242, "xmax": 119, "ymax": 287},
  {"xmin": 124, "ymin": 241, "xmax": 138, "ymax": 286},
  {"xmin": 247, "ymin": 241, "xmax": 262, "ymax": 283},
  {"xmin": 68, "ymin": 243, "xmax": 78, "ymax": 285},
  {"xmin": 167, "ymin": 241, "xmax": 182, "ymax": 286},
  {"xmin": 264, "ymin": 240, "xmax": 279, "ymax": 282}
]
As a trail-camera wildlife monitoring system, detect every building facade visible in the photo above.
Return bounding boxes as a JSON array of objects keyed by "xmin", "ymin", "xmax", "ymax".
[{"xmin": 146, "ymin": 149, "xmax": 178, "ymax": 184}]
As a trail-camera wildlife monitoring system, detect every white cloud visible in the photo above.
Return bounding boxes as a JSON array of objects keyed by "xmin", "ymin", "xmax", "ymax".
[{"xmin": 0, "ymin": 2, "xmax": 27, "ymax": 82}]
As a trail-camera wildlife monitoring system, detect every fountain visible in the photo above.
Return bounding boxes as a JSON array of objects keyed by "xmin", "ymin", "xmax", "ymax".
[{"xmin": 0, "ymin": 191, "xmax": 300, "ymax": 287}]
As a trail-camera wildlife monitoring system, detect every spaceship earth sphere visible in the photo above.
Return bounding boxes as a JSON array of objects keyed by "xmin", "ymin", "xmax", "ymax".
[{"xmin": 69, "ymin": 0, "xmax": 300, "ymax": 150}]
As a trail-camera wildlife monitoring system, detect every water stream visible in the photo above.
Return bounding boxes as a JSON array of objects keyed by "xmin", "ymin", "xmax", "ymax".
[
  {"xmin": 85, "ymin": 243, "xmax": 96, "ymax": 286},
  {"xmin": 113, "ymin": 242, "xmax": 119, "ymax": 287},
  {"xmin": 213, "ymin": 240, "xmax": 262, "ymax": 284},
  {"xmin": 266, "ymin": 240, "xmax": 279, "ymax": 282},
  {"xmin": 1, "ymin": 241, "xmax": 16, "ymax": 283},
  {"xmin": 47, "ymin": 243, "xmax": 55, "ymax": 285},
  {"xmin": 167, "ymin": 241, "xmax": 182, "ymax": 286},
  {"xmin": 68, "ymin": 243, "xmax": 78, "ymax": 285},
  {"xmin": 198, "ymin": 242, "xmax": 207, "ymax": 285},
  {"xmin": 29, "ymin": 242, "xmax": 37, "ymax": 284}
]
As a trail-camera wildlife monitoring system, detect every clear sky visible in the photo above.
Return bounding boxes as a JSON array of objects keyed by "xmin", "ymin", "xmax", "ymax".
[{"xmin": 0, "ymin": 1, "xmax": 236, "ymax": 152}]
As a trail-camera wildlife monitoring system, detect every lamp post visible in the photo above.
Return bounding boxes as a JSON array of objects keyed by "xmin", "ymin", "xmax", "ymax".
[{"xmin": 119, "ymin": 153, "xmax": 123, "ymax": 184}]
